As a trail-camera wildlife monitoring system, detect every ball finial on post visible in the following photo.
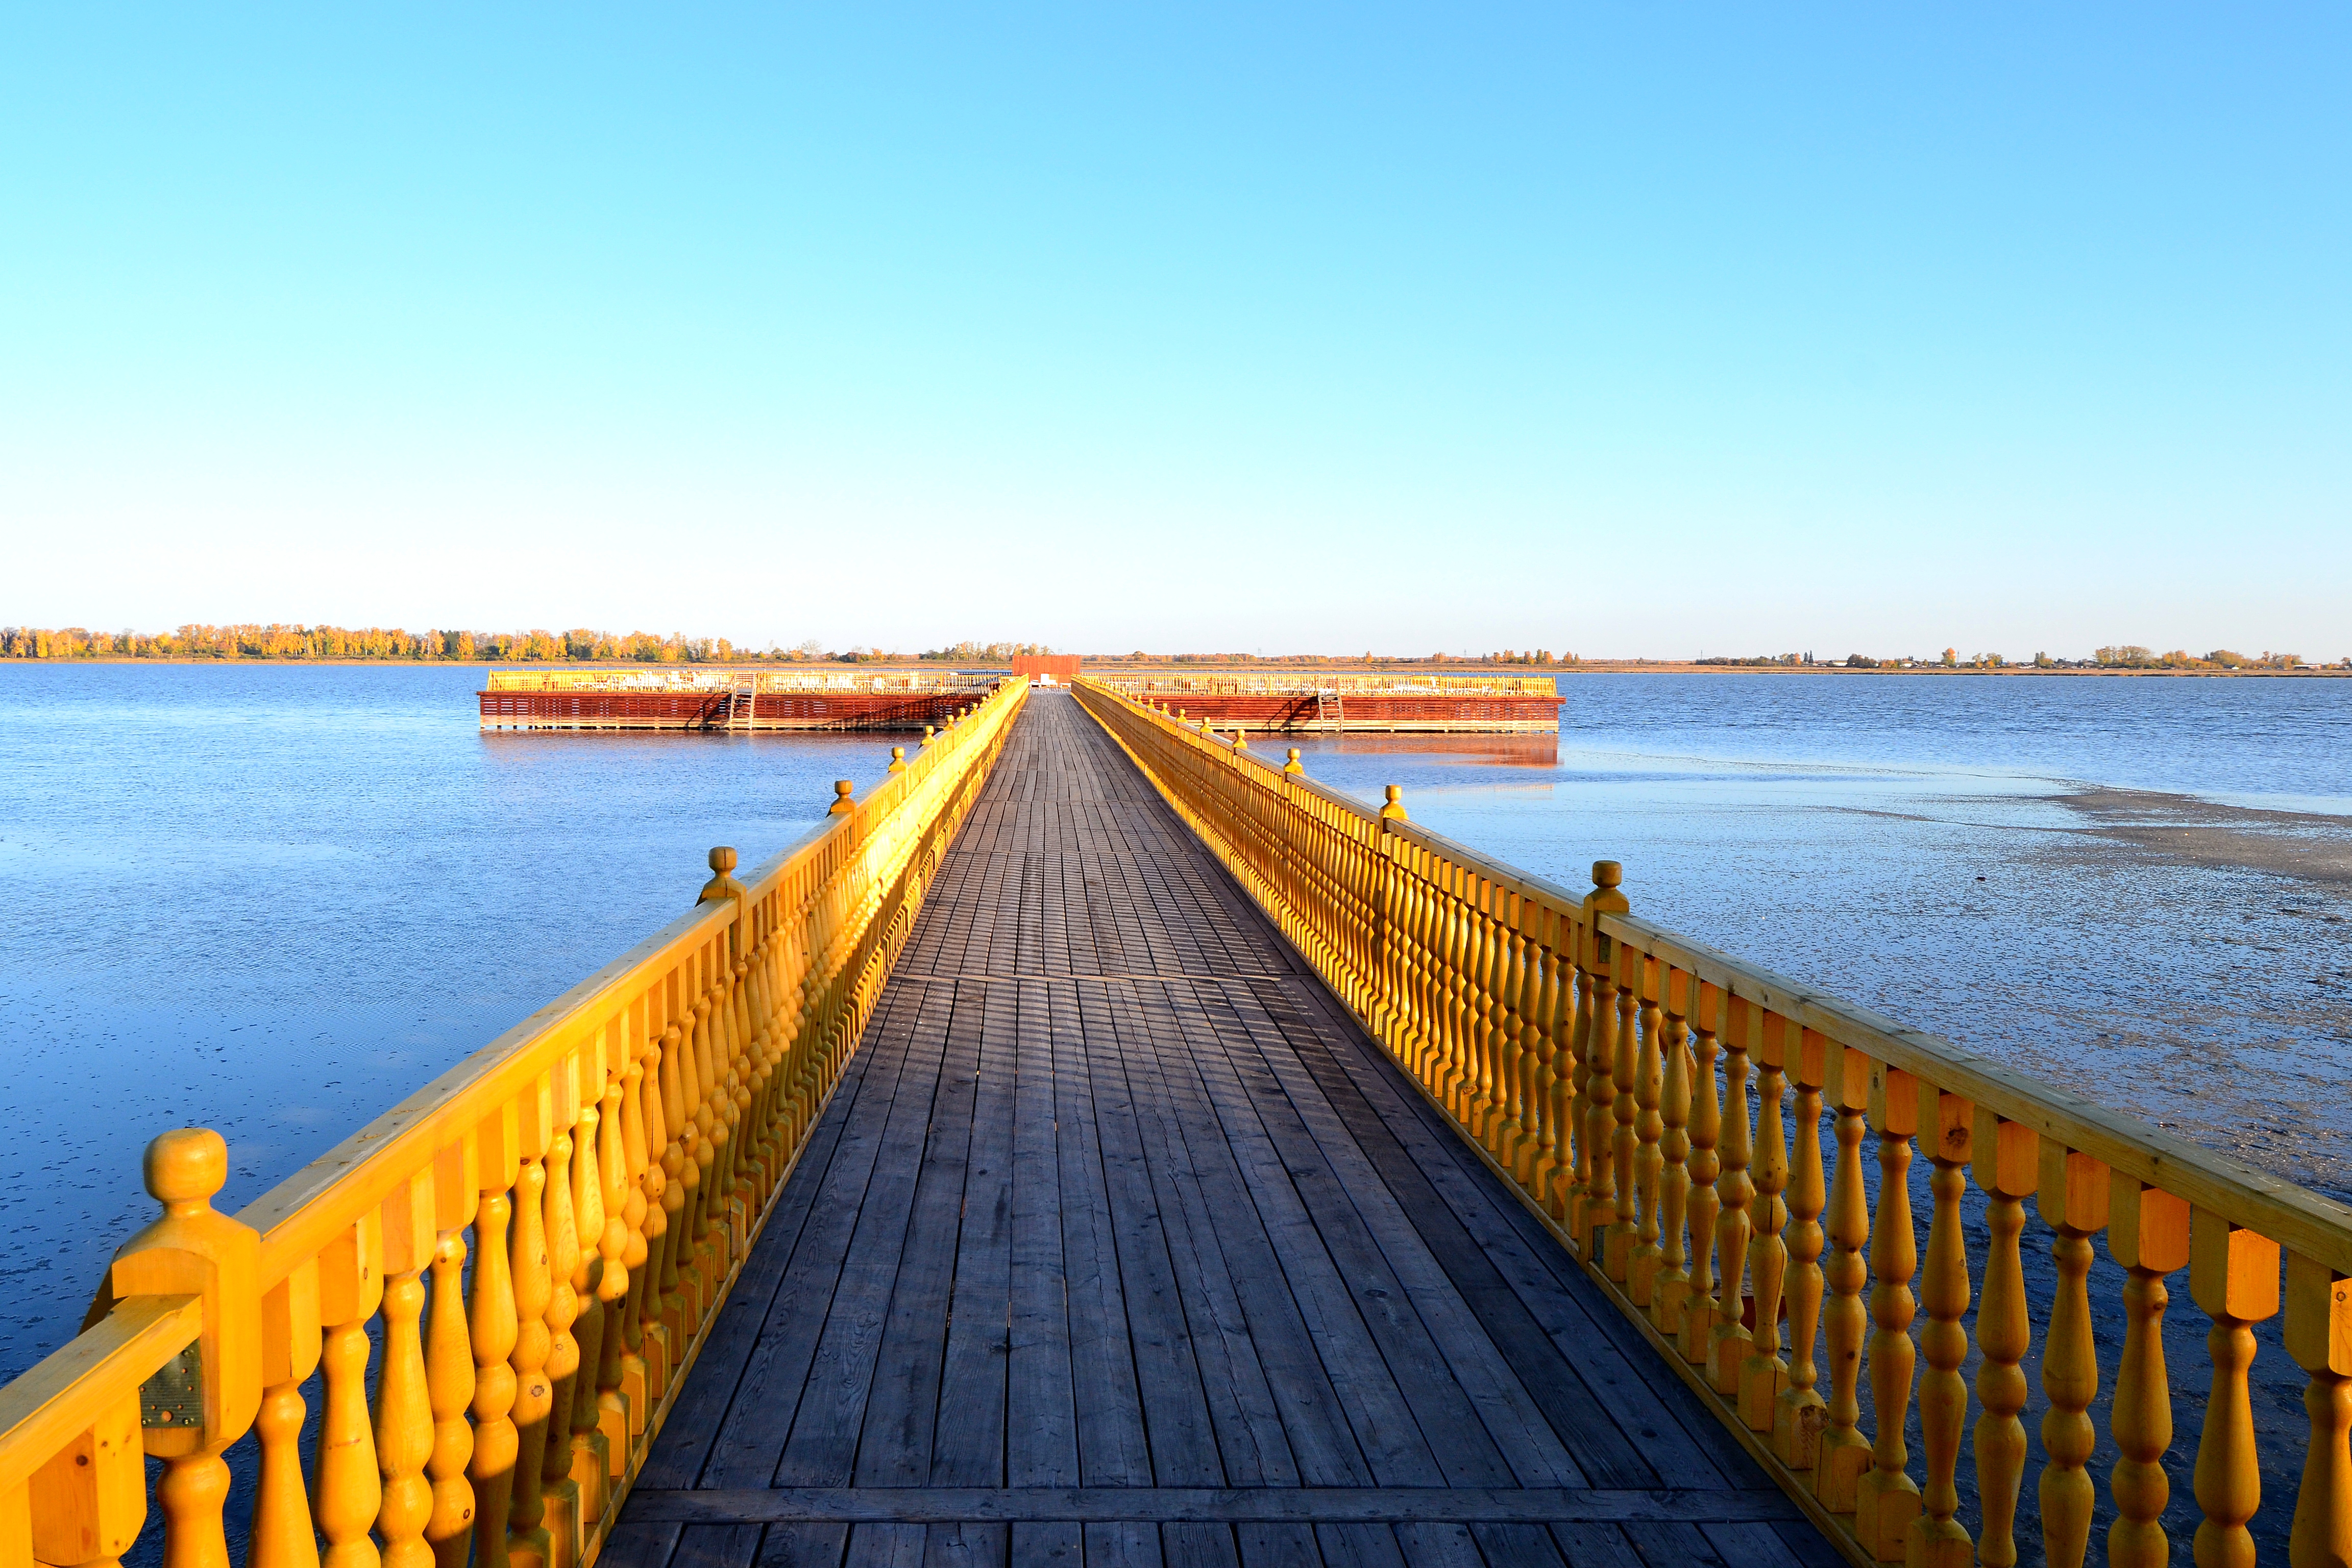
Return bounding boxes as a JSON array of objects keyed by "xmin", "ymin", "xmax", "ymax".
[
  {"xmin": 830, "ymin": 780, "xmax": 855, "ymax": 815},
  {"xmin": 1234, "ymin": 725, "xmax": 1249, "ymax": 750},
  {"xmin": 145, "ymin": 1128, "xmax": 228, "ymax": 1215},
  {"xmin": 923, "ymin": 725, "xmax": 936, "ymax": 745},
  {"xmin": 889, "ymin": 746, "xmax": 906, "ymax": 773},
  {"xmin": 1592, "ymin": 860, "xmax": 1623, "ymax": 890},
  {"xmin": 698, "ymin": 846, "xmax": 746, "ymax": 903},
  {"xmin": 1285, "ymin": 747, "xmax": 1304, "ymax": 775},
  {"xmin": 1380, "ymin": 785, "xmax": 1408, "ymax": 821}
]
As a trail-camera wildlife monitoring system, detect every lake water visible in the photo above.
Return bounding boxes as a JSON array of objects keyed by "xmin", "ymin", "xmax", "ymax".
[{"xmin": 3, "ymin": 665, "xmax": 2348, "ymax": 1395}]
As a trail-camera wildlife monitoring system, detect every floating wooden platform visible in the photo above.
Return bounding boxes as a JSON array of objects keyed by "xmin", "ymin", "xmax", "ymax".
[
  {"xmin": 478, "ymin": 671, "xmax": 996, "ymax": 731},
  {"xmin": 1096, "ymin": 677, "xmax": 1561, "ymax": 734},
  {"xmin": 604, "ymin": 692, "xmax": 1828, "ymax": 1568}
]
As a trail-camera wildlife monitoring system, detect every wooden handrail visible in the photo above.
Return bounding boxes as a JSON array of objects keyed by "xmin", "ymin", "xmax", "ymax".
[
  {"xmin": 0, "ymin": 678, "xmax": 1028, "ymax": 1568},
  {"xmin": 1070, "ymin": 674, "xmax": 2352, "ymax": 1568}
]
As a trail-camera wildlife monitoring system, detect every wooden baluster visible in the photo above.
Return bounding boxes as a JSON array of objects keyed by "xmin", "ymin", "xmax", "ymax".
[
  {"xmin": 1435, "ymin": 869, "xmax": 1471, "ymax": 1119},
  {"xmin": 506, "ymin": 1130, "xmax": 554, "ymax": 1568},
  {"xmin": 1627, "ymin": 957, "xmax": 1665, "ymax": 1303},
  {"xmin": 2190, "ymin": 1211, "xmax": 2280, "ymax": 1568},
  {"xmin": 313, "ymin": 1218, "xmax": 383, "ymax": 1568},
  {"xmin": 1521, "ymin": 919, "xmax": 1562, "ymax": 1193},
  {"xmin": 629, "ymin": 1033, "xmax": 669, "ymax": 1404},
  {"xmin": 1774, "ymin": 1026, "xmax": 1830, "ymax": 1477},
  {"xmin": 566, "ymin": 1098, "xmax": 611, "ymax": 1524},
  {"xmin": 2037, "ymin": 1147, "xmax": 2110, "ymax": 1568},
  {"xmin": 1607, "ymin": 948, "xmax": 1641, "ymax": 1283},
  {"xmin": 1578, "ymin": 937, "xmax": 1621, "ymax": 1264},
  {"xmin": 1738, "ymin": 1020, "xmax": 1790, "ymax": 1432},
  {"xmin": 1909, "ymin": 1090, "xmax": 1976, "ymax": 1568},
  {"xmin": 537, "ymin": 1122, "xmax": 584, "ymax": 1568},
  {"xmin": 2286, "ymin": 1251, "xmax": 2352, "ymax": 1568},
  {"xmin": 655, "ymin": 1022, "xmax": 695, "ymax": 1346},
  {"xmin": 1972, "ymin": 1112, "xmax": 2041, "ymax": 1568},
  {"xmin": 1855, "ymin": 1066, "xmax": 1925, "ymax": 1562},
  {"xmin": 468, "ymin": 1117, "xmax": 521, "ymax": 1568},
  {"xmin": 1539, "ymin": 929, "xmax": 1576, "ymax": 1220},
  {"xmin": 1680, "ymin": 984, "xmax": 1723, "ymax": 1365},
  {"xmin": 376, "ymin": 1178, "xmax": 437, "ymax": 1568},
  {"xmin": 2106, "ymin": 1177, "xmax": 2190, "ymax": 1568},
  {"xmin": 251, "ymin": 1264, "xmax": 322, "ymax": 1568},
  {"xmin": 1653, "ymin": 972, "xmax": 1693, "ymax": 1337},
  {"xmin": 593, "ymin": 1077, "xmax": 634, "ymax": 1465},
  {"xmin": 1708, "ymin": 996, "xmax": 1755, "ymax": 1397},
  {"xmin": 1816, "ymin": 1037, "xmax": 1870, "ymax": 1510},
  {"xmin": 1464, "ymin": 886, "xmax": 1499, "ymax": 1144},
  {"xmin": 1562, "ymin": 937, "xmax": 1594, "ymax": 1234},
  {"xmin": 423, "ymin": 1229, "xmax": 477, "ymax": 1568},
  {"xmin": 1491, "ymin": 915, "xmax": 1530, "ymax": 1171}
]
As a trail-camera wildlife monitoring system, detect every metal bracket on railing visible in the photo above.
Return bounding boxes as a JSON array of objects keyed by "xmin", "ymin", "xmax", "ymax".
[{"xmin": 138, "ymin": 1341, "xmax": 204, "ymax": 1432}]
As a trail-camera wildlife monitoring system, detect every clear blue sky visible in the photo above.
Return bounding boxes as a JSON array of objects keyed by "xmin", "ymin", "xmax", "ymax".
[{"xmin": 4, "ymin": 6, "xmax": 2345, "ymax": 659}]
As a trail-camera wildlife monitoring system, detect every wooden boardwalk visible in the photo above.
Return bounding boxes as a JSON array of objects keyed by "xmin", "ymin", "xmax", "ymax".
[{"xmin": 607, "ymin": 692, "xmax": 1835, "ymax": 1568}]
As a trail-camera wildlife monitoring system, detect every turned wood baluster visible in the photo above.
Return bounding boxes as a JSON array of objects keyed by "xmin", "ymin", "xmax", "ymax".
[
  {"xmin": 1816, "ymin": 1042, "xmax": 1870, "ymax": 1510},
  {"xmin": 250, "ymin": 1263, "xmax": 322, "ymax": 1568},
  {"xmin": 505, "ymin": 1109, "xmax": 554, "ymax": 1568},
  {"xmin": 1680, "ymin": 984, "xmax": 1724, "ymax": 1366},
  {"xmin": 566, "ymin": 1096, "xmax": 612, "ymax": 1520},
  {"xmin": 1855, "ymin": 1066, "xmax": 1924, "ymax": 1562},
  {"xmin": 1606, "ymin": 948, "xmax": 1642, "ymax": 1283},
  {"xmin": 1972, "ymin": 1112, "xmax": 2041, "ymax": 1568},
  {"xmin": 1626, "ymin": 958, "xmax": 1665, "ymax": 1302},
  {"xmin": 1773, "ymin": 1025, "xmax": 1829, "ymax": 1477},
  {"xmin": 2106, "ymin": 1177, "xmax": 2189, "ymax": 1568},
  {"xmin": 466, "ymin": 1128, "xmax": 521, "ymax": 1568},
  {"xmin": 2190, "ymin": 1211, "xmax": 2280, "ymax": 1568},
  {"xmin": 655, "ymin": 1022, "xmax": 693, "ymax": 1344},
  {"xmin": 1562, "ymin": 945, "xmax": 1595, "ymax": 1234},
  {"xmin": 1463, "ymin": 886, "xmax": 1499, "ymax": 1143},
  {"xmin": 1579, "ymin": 941, "xmax": 1622, "ymax": 1264},
  {"xmin": 630, "ymin": 1032, "xmax": 671, "ymax": 1404},
  {"xmin": 1491, "ymin": 915, "xmax": 1531, "ymax": 1170},
  {"xmin": 537, "ymin": 1121, "xmax": 585, "ymax": 1565},
  {"xmin": 1437, "ymin": 871, "xmax": 1472, "ymax": 1119},
  {"xmin": 2037, "ymin": 1146, "xmax": 2110, "ymax": 1568},
  {"xmin": 313, "ymin": 1219, "xmax": 383, "ymax": 1568},
  {"xmin": 1709, "ymin": 996, "xmax": 1756, "ymax": 1397},
  {"xmin": 1521, "ymin": 918, "xmax": 1563, "ymax": 1193},
  {"xmin": 1738, "ymin": 1020, "xmax": 1791, "ymax": 1433},
  {"xmin": 2286, "ymin": 1251, "xmax": 2352, "ymax": 1568},
  {"xmin": 1653, "ymin": 971, "xmax": 1694, "ymax": 1337},
  {"xmin": 592, "ymin": 1077, "xmax": 635, "ymax": 1464},
  {"xmin": 422, "ymin": 1228, "xmax": 477, "ymax": 1568},
  {"xmin": 375, "ymin": 1177, "xmax": 437, "ymax": 1568},
  {"xmin": 1909, "ymin": 1089, "xmax": 1976, "ymax": 1568}
]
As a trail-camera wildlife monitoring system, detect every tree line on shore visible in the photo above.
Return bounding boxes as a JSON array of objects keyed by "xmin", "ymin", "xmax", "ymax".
[{"xmin": 0, "ymin": 626, "xmax": 1063, "ymax": 665}]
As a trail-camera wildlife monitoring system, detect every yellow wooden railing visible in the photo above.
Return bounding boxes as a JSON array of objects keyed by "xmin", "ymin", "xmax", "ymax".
[
  {"xmin": 0, "ymin": 678, "xmax": 1026, "ymax": 1568},
  {"xmin": 1094, "ymin": 673, "xmax": 1557, "ymax": 696},
  {"xmin": 1072, "ymin": 676, "xmax": 2352, "ymax": 1568}
]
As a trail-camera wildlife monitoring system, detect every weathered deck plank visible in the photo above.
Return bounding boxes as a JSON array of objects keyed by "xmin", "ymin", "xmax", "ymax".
[{"xmin": 615, "ymin": 691, "xmax": 1816, "ymax": 1568}]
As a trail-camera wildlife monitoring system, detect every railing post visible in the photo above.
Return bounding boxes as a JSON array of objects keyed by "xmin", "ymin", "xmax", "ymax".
[{"xmin": 106, "ymin": 1130, "xmax": 262, "ymax": 1568}]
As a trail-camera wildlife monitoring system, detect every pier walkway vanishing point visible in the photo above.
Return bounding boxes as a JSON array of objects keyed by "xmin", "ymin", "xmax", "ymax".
[{"xmin": 603, "ymin": 691, "xmax": 1823, "ymax": 1568}]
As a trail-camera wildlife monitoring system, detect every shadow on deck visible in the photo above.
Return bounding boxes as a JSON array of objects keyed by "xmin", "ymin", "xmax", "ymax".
[{"xmin": 605, "ymin": 693, "xmax": 1834, "ymax": 1568}]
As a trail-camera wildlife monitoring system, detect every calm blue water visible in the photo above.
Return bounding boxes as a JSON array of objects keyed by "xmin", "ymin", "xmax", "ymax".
[{"xmin": 3, "ymin": 665, "xmax": 2348, "ymax": 1388}]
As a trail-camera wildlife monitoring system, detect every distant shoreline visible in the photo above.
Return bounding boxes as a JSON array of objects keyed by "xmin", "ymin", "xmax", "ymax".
[{"xmin": 3, "ymin": 658, "xmax": 2346, "ymax": 677}]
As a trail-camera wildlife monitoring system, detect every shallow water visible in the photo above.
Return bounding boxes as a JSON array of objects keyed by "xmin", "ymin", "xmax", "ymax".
[
  {"xmin": 1287, "ymin": 673, "xmax": 2352, "ymax": 1204},
  {"xmin": 0, "ymin": 663, "xmax": 897, "ymax": 1381},
  {"xmin": 3, "ymin": 665, "xmax": 2348, "ymax": 1395}
]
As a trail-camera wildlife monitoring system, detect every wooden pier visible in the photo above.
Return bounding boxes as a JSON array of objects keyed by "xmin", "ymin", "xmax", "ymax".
[{"xmin": 600, "ymin": 693, "xmax": 1829, "ymax": 1568}]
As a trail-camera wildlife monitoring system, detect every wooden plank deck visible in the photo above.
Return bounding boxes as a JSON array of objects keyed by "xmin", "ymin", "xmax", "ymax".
[{"xmin": 607, "ymin": 691, "xmax": 1837, "ymax": 1568}]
